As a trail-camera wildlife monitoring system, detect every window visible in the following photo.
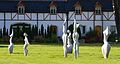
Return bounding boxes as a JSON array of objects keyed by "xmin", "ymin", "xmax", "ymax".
[
  {"xmin": 75, "ymin": 6, "xmax": 81, "ymax": 14},
  {"xmin": 95, "ymin": 2, "xmax": 102, "ymax": 15},
  {"xmin": 18, "ymin": 6, "xmax": 25, "ymax": 15},
  {"xmin": 50, "ymin": 6, "xmax": 57, "ymax": 14},
  {"xmin": 110, "ymin": 26, "xmax": 116, "ymax": 33},
  {"xmin": 95, "ymin": 7, "xmax": 101, "ymax": 15},
  {"xmin": 74, "ymin": 2, "xmax": 81, "ymax": 15}
]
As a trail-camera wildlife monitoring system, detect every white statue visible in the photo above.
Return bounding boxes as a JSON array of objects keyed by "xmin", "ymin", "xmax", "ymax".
[
  {"xmin": 67, "ymin": 30, "xmax": 73, "ymax": 53},
  {"xmin": 72, "ymin": 19, "xmax": 80, "ymax": 59},
  {"xmin": 23, "ymin": 33, "xmax": 29, "ymax": 56},
  {"xmin": 8, "ymin": 29, "xmax": 14, "ymax": 54},
  {"xmin": 62, "ymin": 18, "xmax": 68, "ymax": 57},
  {"xmin": 102, "ymin": 26, "xmax": 111, "ymax": 59}
]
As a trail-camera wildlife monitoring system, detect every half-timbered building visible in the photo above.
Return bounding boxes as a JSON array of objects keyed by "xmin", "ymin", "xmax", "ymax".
[{"xmin": 0, "ymin": 0, "xmax": 116, "ymax": 37}]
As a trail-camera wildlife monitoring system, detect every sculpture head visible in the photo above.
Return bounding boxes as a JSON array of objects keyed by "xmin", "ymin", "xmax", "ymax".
[
  {"xmin": 9, "ymin": 29, "xmax": 14, "ymax": 37},
  {"xmin": 103, "ymin": 26, "xmax": 110, "ymax": 41},
  {"xmin": 73, "ymin": 19, "xmax": 80, "ymax": 32},
  {"xmin": 23, "ymin": 33, "xmax": 28, "ymax": 37},
  {"xmin": 103, "ymin": 26, "xmax": 109, "ymax": 36},
  {"xmin": 67, "ymin": 30, "xmax": 71, "ymax": 34},
  {"xmin": 76, "ymin": 23, "xmax": 80, "ymax": 28},
  {"xmin": 67, "ymin": 30, "xmax": 70, "ymax": 33}
]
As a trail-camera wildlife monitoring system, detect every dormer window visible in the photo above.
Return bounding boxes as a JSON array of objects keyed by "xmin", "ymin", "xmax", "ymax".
[
  {"xmin": 74, "ymin": 1, "xmax": 81, "ymax": 15},
  {"xmin": 18, "ymin": 6, "xmax": 25, "ymax": 15},
  {"xmin": 75, "ymin": 6, "xmax": 81, "ymax": 15},
  {"xmin": 50, "ymin": 6, "xmax": 57, "ymax": 14},
  {"xmin": 95, "ymin": 2, "xmax": 102, "ymax": 15},
  {"xmin": 49, "ymin": 1, "xmax": 57, "ymax": 15},
  {"xmin": 17, "ymin": 1, "xmax": 25, "ymax": 15}
]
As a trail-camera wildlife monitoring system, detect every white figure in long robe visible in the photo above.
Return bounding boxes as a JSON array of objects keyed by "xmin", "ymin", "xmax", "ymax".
[
  {"xmin": 23, "ymin": 33, "xmax": 29, "ymax": 56},
  {"xmin": 67, "ymin": 30, "xmax": 73, "ymax": 53},
  {"xmin": 102, "ymin": 26, "xmax": 111, "ymax": 59},
  {"xmin": 8, "ymin": 29, "xmax": 14, "ymax": 54},
  {"xmin": 62, "ymin": 18, "xmax": 68, "ymax": 57},
  {"xmin": 72, "ymin": 19, "xmax": 80, "ymax": 59}
]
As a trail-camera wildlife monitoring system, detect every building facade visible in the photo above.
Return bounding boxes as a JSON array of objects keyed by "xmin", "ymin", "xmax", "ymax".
[{"xmin": 0, "ymin": 0, "xmax": 116, "ymax": 37}]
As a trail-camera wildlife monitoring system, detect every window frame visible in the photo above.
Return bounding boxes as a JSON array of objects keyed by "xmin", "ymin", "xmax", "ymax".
[
  {"xmin": 75, "ymin": 6, "xmax": 82, "ymax": 15},
  {"xmin": 18, "ymin": 5, "xmax": 25, "ymax": 15},
  {"xmin": 50, "ymin": 6, "xmax": 57, "ymax": 15},
  {"xmin": 95, "ymin": 7, "xmax": 101, "ymax": 15}
]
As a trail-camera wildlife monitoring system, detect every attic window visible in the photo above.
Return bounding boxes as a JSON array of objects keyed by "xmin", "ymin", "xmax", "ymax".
[
  {"xmin": 18, "ymin": 5, "xmax": 25, "ymax": 15},
  {"xmin": 95, "ymin": 2, "xmax": 102, "ymax": 15},
  {"xmin": 50, "ymin": 6, "xmax": 57, "ymax": 14},
  {"xmin": 74, "ymin": 2, "xmax": 81, "ymax": 15},
  {"xmin": 75, "ymin": 6, "xmax": 81, "ymax": 15}
]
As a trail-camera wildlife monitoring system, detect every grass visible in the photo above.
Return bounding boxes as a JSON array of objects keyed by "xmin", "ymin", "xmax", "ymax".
[{"xmin": 0, "ymin": 43, "xmax": 120, "ymax": 64}]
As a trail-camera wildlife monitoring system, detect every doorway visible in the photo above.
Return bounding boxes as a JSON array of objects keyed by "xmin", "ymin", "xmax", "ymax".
[{"xmin": 10, "ymin": 23, "xmax": 31, "ymax": 38}]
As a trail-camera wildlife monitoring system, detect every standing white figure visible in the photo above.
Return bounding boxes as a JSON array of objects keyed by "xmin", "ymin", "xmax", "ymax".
[
  {"xmin": 23, "ymin": 33, "xmax": 29, "ymax": 56},
  {"xmin": 102, "ymin": 26, "xmax": 111, "ymax": 59},
  {"xmin": 62, "ymin": 18, "xmax": 68, "ymax": 57},
  {"xmin": 72, "ymin": 19, "xmax": 80, "ymax": 59},
  {"xmin": 67, "ymin": 30, "xmax": 73, "ymax": 53},
  {"xmin": 8, "ymin": 29, "xmax": 14, "ymax": 54}
]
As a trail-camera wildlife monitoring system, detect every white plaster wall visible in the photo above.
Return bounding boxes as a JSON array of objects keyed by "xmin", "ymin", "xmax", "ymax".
[
  {"xmin": 89, "ymin": 12, "xmax": 94, "ymax": 20},
  {"xmin": 69, "ymin": 12, "xmax": 74, "ymax": 20},
  {"xmin": 0, "ymin": 12, "xmax": 116, "ymax": 37},
  {"xmin": 76, "ymin": 15, "xmax": 81, "ymax": 20},
  {"xmin": 95, "ymin": 21, "xmax": 102, "ymax": 26},
  {"xmin": 95, "ymin": 15, "xmax": 101, "ymax": 20},
  {"xmin": 44, "ymin": 13, "xmax": 50, "ymax": 20},
  {"xmin": 0, "ymin": 21, "xmax": 4, "ymax": 29},
  {"xmin": 38, "ymin": 13, "xmax": 44, "ymax": 20},
  {"xmin": 103, "ymin": 21, "xmax": 116, "ymax": 30},
  {"xmin": 0, "ymin": 13, "xmax": 4, "ymax": 19}
]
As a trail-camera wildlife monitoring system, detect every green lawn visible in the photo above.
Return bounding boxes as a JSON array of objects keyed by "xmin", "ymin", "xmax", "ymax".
[{"xmin": 0, "ymin": 43, "xmax": 120, "ymax": 64}]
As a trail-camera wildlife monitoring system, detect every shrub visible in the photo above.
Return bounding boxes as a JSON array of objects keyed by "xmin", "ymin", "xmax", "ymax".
[{"xmin": 85, "ymin": 29, "xmax": 102, "ymax": 43}]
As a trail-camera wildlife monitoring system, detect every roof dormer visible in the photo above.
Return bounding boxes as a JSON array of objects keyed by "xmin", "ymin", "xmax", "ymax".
[
  {"xmin": 17, "ymin": 1, "xmax": 25, "ymax": 15},
  {"xmin": 49, "ymin": 1, "xmax": 57, "ymax": 15},
  {"xmin": 74, "ymin": 1, "xmax": 82, "ymax": 15},
  {"xmin": 95, "ymin": 2, "xmax": 102, "ymax": 15}
]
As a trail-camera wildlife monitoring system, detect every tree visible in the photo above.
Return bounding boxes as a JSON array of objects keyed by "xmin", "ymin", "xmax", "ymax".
[
  {"xmin": 16, "ymin": 26, "xmax": 20, "ymax": 38},
  {"xmin": 39, "ymin": 29, "xmax": 41, "ymax": 35},
  {"xmin": 3, "ymin": 25, "xmax": 6, "ymax": 36},
  {"xmin": 6, "ymin": 29, "xmax": 8, "ymax": 36},
  {"xmin": 31, "ymin": 25, "xmax": 35, "ymax": 38},
  {"xmin": 41, "ymin": 24, "xmax": 44, "ymax": 37},
  {"xmin": 44, "ymin": 29, "xmax": 47, "ymax": 38},
  {"xmin": 114, "ymin": 0, "xmax": 120, "ymax": 36},
  {"xmin": 35, "ymin": 25, "xmax": 38, "ymax": 36},
  {"xmin": 47, "ymin": 25, "xmax": 50, "ymax": 38},
  {"xmin": 0, "ymin": 29, "xmax": 2, "ymax": 38}
]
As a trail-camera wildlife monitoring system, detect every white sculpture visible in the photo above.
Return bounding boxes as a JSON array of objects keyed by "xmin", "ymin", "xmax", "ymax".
[
  {"xmin": 8, "ymin": 29, "xmax": 14, "ymax": 54},
  {"xmin": 102, "ymin": 26, "xmax": 111, "ymax": 59},
  {"xmin": 72, "ymin": 19, "xmax": 80, "ymax": 59},
  {"xmin": 67, "ymin": 30, "xmax": 73, "ymax": 53},
  {"xmin": 23, "ymin": 33, "xmax": 29, "ymax": 56},
  {"xmin": 62, "ymin": 18, "xmax": 68, "ymax": 57}
]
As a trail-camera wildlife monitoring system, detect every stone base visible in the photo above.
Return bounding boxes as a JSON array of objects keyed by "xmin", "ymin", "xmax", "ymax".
[{"xmin": 67, "ymin": 45, "xmax": 73, "ymax": 53}]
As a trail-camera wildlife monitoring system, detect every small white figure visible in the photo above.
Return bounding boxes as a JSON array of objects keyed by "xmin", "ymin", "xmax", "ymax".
[
  {"xmin": 102, "ymin": 26, "xmax": 111, "ymax": 59},
  {"xmin": 62, "ymin": 18, "xmax": 68, "ymax": 57},
  {"xmin": 23, "ymin": 33, "xmax": 29, "ymax": 56},
  {"xmin": 8, "ymin": 29, "xmax": 14, "ymax": 54},
  {"xmin": 72, "ymin": 19, "xmax": 80, "ymax": 59},
  {"xmin": 67, "ymin": 30, "xmax": 73, "ymax": 53}
]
